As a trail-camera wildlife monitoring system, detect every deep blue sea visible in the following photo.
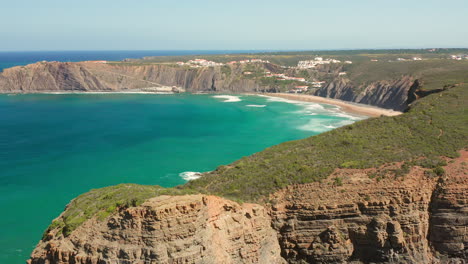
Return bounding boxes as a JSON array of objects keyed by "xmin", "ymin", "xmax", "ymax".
[{"xmin": 0, "ymin": 51, "xmax": 365, "ymax": 263}]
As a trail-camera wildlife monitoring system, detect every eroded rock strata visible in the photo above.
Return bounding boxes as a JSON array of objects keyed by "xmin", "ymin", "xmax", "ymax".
[
  {"xmin": 29, "ymin": 195, "xmax": 285, "ymax": 264},
  {"xmin": 29, "ymin": 152, "xmax": 467, "ymax": 264}
]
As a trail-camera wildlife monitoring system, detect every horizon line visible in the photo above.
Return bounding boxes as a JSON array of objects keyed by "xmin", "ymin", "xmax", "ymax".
[{"xmin": 1, "ymin": 47, "xmax": 468, "ymax": 53}]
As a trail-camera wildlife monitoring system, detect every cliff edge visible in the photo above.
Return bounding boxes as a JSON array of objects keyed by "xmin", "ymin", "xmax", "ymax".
[{"xmin": 28, "ymin": 152, "xmax": 467, "ymax": 264}]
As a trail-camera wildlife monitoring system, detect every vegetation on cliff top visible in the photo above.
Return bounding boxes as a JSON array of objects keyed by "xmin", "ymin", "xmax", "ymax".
[{"xmin": 43, "ymin": 184, "xmax": 195, "ymax": 238}]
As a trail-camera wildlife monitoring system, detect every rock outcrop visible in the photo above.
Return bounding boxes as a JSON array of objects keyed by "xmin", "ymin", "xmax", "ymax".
[
  {"xmin": 269, "ymin": 151, "xmax": 467, "ymax": 263},
  {"xmin": 29, "ymin": 195, "xmax": 285, "ymax": 264},
  {"xmin": 314, "ymin": 76, "xmax": 417, "ymax": 111},
  {"xmin": 0, "ymin": 62, "xmax": 266, "ymax": 94},
  {"xmin": 0, "ymin": 61, "xmax": 419, "ymax": 110},
  {"xmin": 28, "ymin": 151, "xmax": 467, "ymax": 264}
]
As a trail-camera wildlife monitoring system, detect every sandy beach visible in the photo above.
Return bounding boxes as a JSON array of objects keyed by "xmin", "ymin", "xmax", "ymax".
[{"xmin": 264, "ymin": 93, "xmax": 402, "ymax": 117}]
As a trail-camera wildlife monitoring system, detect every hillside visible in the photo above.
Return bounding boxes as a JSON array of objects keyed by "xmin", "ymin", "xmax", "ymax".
[
  {"xmin": 1, "ymin": 49, "xmax": 468, "ymax": 111},
  {"xmin": 185, "ymin": 84, "xmax": 467, "ymax": 201},
  {"xmin": 28, "ymin": 84, "xmax": 467, "ymax": 263}
]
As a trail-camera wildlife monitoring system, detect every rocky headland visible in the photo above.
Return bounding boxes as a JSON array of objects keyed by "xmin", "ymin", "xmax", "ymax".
[
  {"xmin": 28, "ymin": 151, "xmax": 467, "ymax": 264},
  {"xmin": 0, "ymin": 61, "xmax": 424, "ymax": 111}
]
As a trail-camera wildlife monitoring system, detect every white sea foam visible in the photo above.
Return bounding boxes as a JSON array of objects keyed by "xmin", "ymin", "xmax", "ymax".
[
  {"xmin": 298, "ymin": 118, "xmax": 354, "ymax": 133},
  {"xmin": 179, "ymin": 171, "xmax": 202, "ymax": 181},
  {"xmin": 263, "ymin": 96, "xmax": 301, "ymax": 104},
  {"xmin": 331, "ymin": 112, "xmax": 362, "ymax": 120},
  {"xmin": 257, "ymin": 94, "xmax": 365, "ymax": 132},
  {"xmin": 262, "ymin": 95, "xmax": 327, "ymax": 113},
  {"xmin": 212, "ymin": 95, "xmax": 242, "ymax": 102},
  {"xmin": 246, "ymin": 104, "xmax": 266, "ymax": 107}
]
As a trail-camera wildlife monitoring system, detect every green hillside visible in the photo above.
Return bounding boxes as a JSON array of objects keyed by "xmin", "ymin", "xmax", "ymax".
[{"xmin": 186, "ymin": 84, "xmax": 468, "ymax": 201}]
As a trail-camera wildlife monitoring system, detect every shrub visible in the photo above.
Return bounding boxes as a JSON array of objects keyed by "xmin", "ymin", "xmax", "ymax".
[{"xmin": 433, "ymin": 166, "xmax": 445, "ymax": 176}]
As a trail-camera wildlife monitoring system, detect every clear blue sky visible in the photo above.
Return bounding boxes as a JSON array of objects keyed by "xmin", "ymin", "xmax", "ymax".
[{"xmin": 1, "ymin": 0, "xmax": 467, "ymax": 51}]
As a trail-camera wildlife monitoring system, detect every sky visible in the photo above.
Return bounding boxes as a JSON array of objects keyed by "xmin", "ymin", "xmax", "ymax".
[{"xmin": 1, "ymin": 0, "xmax": 467, "ymax": 51}]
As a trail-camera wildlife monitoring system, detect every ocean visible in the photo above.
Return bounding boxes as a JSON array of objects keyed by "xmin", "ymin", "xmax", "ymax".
[{"xmin": 0, "ymin": 51, "xmax": 365, "ymax": 263}]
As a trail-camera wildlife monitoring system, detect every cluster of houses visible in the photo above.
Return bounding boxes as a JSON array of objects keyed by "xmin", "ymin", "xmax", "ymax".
[
  {"xmin": 297, "ymin": 57, "xmax": 352, "ymax": 69},
  {"xmin": 257, "ymin": 70, "xmax": 332, "ymax": 94},
  {"xmin": 288, "ymin": 81, "xmax": 326, "ymax": 93},
  {"xmin": 176, "ymin": 59, "xmax": 224, "ymax": 67},
  {"xmin": 396, "ymin": 57, "xmax": 423, "ymax": 61},
  {"xmin": 264, "ymin": 73, "xmax": 306, "ymax": 82},
  {"xmin": 450, "ymin": 55, "xmax": 468, "ymax": 60},
  {"xmin": 173, "ymin": 57, "xmax": 342, "ymax": 94},
  {"xmin": 290, "ymin": 86, "xmax": 309, "ymax": 93},
  {"xmin": 176, "ymin": 58, "xmax": 270, "ymax": 68},
  {"xmin": 84, "ymin": 60, "xmax": 108, "ymax": 64},
  {"xmin": 227, "ymin": 59, "xmax": 269, "ymax": 65}
]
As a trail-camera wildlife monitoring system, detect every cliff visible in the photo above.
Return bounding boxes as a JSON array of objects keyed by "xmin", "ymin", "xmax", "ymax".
[
  {"xmin": 28, "ymin": 152, "xmax": 467, "ymax": 264},
  {"xmin": 0, "ymin": 61, "xmax": 419, "ymax": 111},
  {"xmin": 30, "ymin": 195, "xmax": 284, "ymax": 264},
  {"xmin": 269, "ymin": 151, "xmax": 467, "ymax": 263},
  {"xmin": 0, "ymin": 62, "xmax": 265, "ymax": 94},
  {"xmin": 314, "ymin": 76, "xmax": 416, "ymax": 111}
]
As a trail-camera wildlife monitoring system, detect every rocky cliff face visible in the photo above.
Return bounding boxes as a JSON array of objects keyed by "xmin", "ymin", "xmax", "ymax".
[
  {"xmin": 0, "ymin": 62, "xmax": 266, "ymax": 94},
  {"xmin": 29, "ymin": 195, "xmax": 285, "ymax": 264},
  {"xmin": 28, "ymin": 151, "xmax": 467, "ymax": 264},
  {"xmin": 1, "ymin": 61, "xmax": 418, "ymax": 110},
  {"xmin": 314, "ymin": 76, "xmax": 417, "ymax": 111}
]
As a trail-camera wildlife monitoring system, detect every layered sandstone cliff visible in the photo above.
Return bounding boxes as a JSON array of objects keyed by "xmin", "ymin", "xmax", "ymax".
[
  {"xmin": 28, "ymin": 151, "xmax": 467, "ymax": 264},
  {"xmin": 29, "ymin": 195, "xmax": 285, "ymax": 264},
  {"xmin": 0, "ymin": 61, "xmax": 419, "ymax": 111},
  {"xmin": 314, "ymin": 76, "xmax": 416, "ymax": 111}
]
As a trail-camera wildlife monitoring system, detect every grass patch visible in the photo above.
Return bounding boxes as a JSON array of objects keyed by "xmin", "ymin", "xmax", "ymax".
[{"xmin": 43, "ymin": 184, "xmax": 196, "ymax": 238}]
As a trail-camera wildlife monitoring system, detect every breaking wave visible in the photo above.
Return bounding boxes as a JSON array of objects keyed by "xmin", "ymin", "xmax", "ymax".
[
  {"xmin": 212, "ymin": 95, "xmax": 242, "ymax": 102},
  {"xmin": 179, "ymin": 171, "xmax": 202, "ymax": 181}
]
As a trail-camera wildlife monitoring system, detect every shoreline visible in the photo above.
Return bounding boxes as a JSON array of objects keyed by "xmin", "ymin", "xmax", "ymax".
[
  {"xmin": 1, "ymin": 91, "xmax": 402, "ymax": 117},
  {"xmin": 263, "ymin": 93, "xmax": 402, "ymax": 117}
]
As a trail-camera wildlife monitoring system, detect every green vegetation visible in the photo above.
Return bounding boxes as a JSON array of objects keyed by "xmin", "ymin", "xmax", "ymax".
[
  {"xmin": 43, "ymin": 184, "xmax": 195, "ymax": 238},
  {"xmin": 186, "ymin": 85, "xmax": 467, "ymax": 201},
  {"xmin": 259, "ymin": 77, "xmax": 305, "ymax": 88},
  {"xmin": 220, "ymin": 65, "xmax": 231, "ymax": 77},
  {"xmin": 334, "ymin": 177, "xmax": 343, "ymax": 186},
  {"xmin": 345, "ymin": 59, "xmax": 468, "ymax": 90},
  {"xmin": 433, "ymin": 166, "xmax": 445, "ymax": 176}
]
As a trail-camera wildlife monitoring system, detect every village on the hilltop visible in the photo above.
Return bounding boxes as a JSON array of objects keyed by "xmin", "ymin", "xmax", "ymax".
[
  {"xmin": 173, "ymin": 57, "xmax": 353, "ymax": 94},
  {"xmin": 170, "ymin": 53, "xmax": 468, "ymax": 94}
]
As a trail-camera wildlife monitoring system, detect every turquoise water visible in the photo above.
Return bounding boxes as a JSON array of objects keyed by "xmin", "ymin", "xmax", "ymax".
[{"xmin": 0, "ymin": 93, "xmax": 364, "ymax": 263}]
